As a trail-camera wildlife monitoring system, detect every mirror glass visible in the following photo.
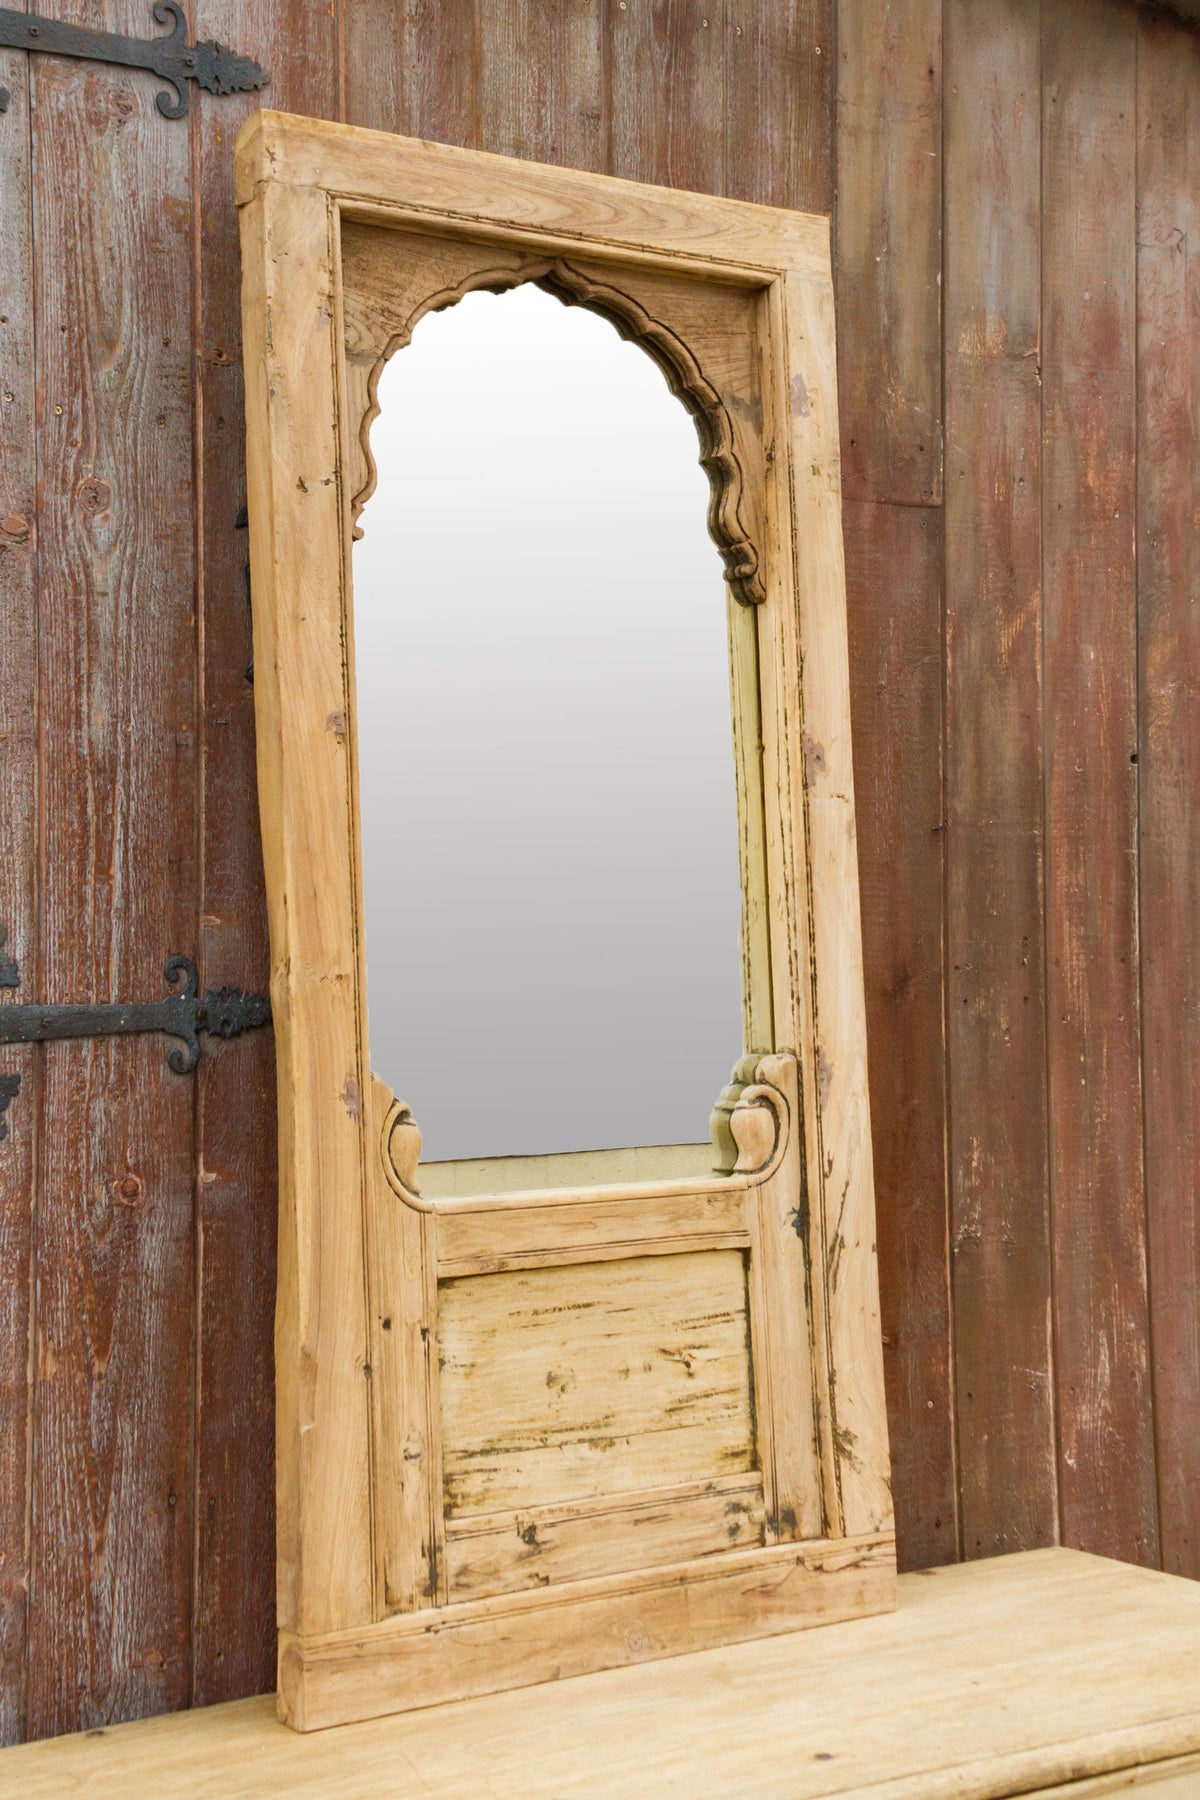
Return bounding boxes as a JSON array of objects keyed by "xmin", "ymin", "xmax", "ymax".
[{"xmin": 353, "ymin": 282, "xmax": 743, "ymax": 1169}]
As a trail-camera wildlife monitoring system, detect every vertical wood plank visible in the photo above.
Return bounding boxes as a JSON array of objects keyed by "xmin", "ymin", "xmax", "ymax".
[
  {"xmin": 843, "ymin": 499, "xmax": 952, "ymax": 1571},
  {"xmin": 0, "ymin": 10, "xmax": 36, "ymax": 1748},
  {"xmin": 478, "ymin": 0, "xmax": 604, "ymax": 169},
  {"xmin": 608, "ymin": 0, "xmax": 726, "ymax": 194},
  {"xmin": 1135, "ymin": 8, "xmax": 1200, "ymax": 1581},
  {"xmin": 239, "ymin": 160, "xmax": 375, "ymax": 1641},
  {"xmin": 1042, "ymin": 0, "xmax": 1158, "ymax": 1567},
  {"xmin": 190, "ymin": 0, "xmax": 339, "ymax": 1709},
  {"xmin": 725, "ymin": 0, "xmax": 833, "ymax": 214},
  {"xmin": 835, "ymin": 0, "xmax": 942, "ymax": 505},
  {"xmin": 775, "ymin": 263, "xmax": 893, "ymax": 1540},
  {"xmin": 944, "ymin": 0, "xmax": 1056, "ymax": 1559},
  {"xmin": 341, "ymin": 0, "xmax": 477, "ymax": 143},
  {"xmin": 26, "ymin": 0, "xmax": 198, "ymax": 1736}
]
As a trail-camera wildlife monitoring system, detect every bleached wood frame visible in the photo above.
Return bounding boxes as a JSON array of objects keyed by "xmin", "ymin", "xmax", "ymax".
[{"xmin": 236, "ymin": 110, "xmax": 894, "ymax": 1733}]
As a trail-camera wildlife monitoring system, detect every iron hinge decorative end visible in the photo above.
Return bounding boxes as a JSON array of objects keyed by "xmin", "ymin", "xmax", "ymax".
[
  {"xmin": 0, "ymin": 953, "xmax": 271, "ymax": 1078},
  {"xmin": 0, "ymin": 5, "xmax": 268, "ymax": 121},
  {"xmin": 0, "ymin": 1073, "xmax": 18, "ymax": 1142}
]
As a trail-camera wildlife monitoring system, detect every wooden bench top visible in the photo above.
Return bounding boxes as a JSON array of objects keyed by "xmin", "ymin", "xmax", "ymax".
[{"xmin": 4, "ymin": 1548, "xmax": 1199, "ymax": 1797}]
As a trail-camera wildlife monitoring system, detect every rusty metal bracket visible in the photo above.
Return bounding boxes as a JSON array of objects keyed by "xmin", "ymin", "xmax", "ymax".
[
  {"xmin": 0, "ymin": 4, "xmax": 267, "ymax": 119},
  {"xmin": 0, "ymin": 954, "xmax": 270, "ymax": 1078}
]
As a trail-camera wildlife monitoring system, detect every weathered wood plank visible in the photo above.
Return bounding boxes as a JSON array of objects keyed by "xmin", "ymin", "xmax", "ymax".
[
  {"xmin": 835, "ymin": 0, "xmax": 942, "ymax": 505},
  {"xmin": 1135, "ymin": 7, "xmax": 1200, "ymax": 1582},
  {"xmin": 608, "ymin": 0, "xmax": 726, "ymax": 194},
  {"xmin": 0, "ymin": 6, "xmax": 37, "ymax": 1748},
  {"xmin": 1042, "ymin": 0, "xmax": 1158, "ymax": 1567},
  {"xmin": 438, "ymin": 1251, "xmax": 756, "ymax": 1516},
  {"xmin": 943, "ymin": 0, "xmax": 1056, "ymax": 1560},
  {"xmin": 725, "ymin": 0, "xmax": 832, "ymax": 214},
  {"xmin": 240, "ymin": 174, "xmax": 377, "ymax": 1638},
  {"xmin": 478, "ymin": 0, "xmax": 603, "ymax": 170},
  {"xmin": 444, "ymin": 1474, "xmax": 766, "ymax": 1598},
  {"xmin": 341, "ymin": 0, "xmax": 477, "ymax": 144},
  {"xmin": 843, "ymin": 499, "xmax": 952, "ymax": 1572},
  {"xmin": 189, "ymin": 0, "xmax": 339, "ymax": 1710},
  {"xmin": 279, "ymin": 1535, "xmax": 894, "ymax": 1730},
  {"xmin": 26, "ymin": 1, "xmax": 198, "ymax": 1736}
]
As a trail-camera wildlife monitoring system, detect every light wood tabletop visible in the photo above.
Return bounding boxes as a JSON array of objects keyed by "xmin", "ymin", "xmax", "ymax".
[{"xmin": 3, "ymin": 1548, "xmax": 1199, "ymax": 1797}]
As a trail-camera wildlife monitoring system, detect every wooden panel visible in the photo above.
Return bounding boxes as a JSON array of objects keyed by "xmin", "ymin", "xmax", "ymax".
[
  {"xmin": 3, "ymin": 1552, "xmax": 1199, "ymax": 1795},
  {"xmin": 0, "ymin": 9, "xmax": 36, "ymax": 1749},
  {"xmin": 435, "ymin": 1187, "xmax": 748, "ymax": 1277},
  {"xmin": 478, "ymin": 0, "xmax": 604, "ymax": 170},
  {"xmin": 445, "ymin": 1474, "xmax": 766, "ymax": 1598},
  {"xmin": 726, "ymin": 0, "xmax": 832, "ymax": 214},
  {"xmin": 608, "ymin": 0, "xmax": 726, "ymax": 195},
  {"xmin": 342, "ymin": 0, "xmax": 477, "ymax": 145},
  {"xmin": 835, "ymin": 0, "xmax": 942, "ymax": 505},
  {"xmin": 843, "ymin": 499, "xmax": 952, "ymax": 1571},
  {"xmin": 438, "ymin": 1250, "xmax": 756, "ymax": 1515},
  {"xmin": 240, "ymin": 177, "xmax": 376, "ymax": 1638},
  {"xmin": 190, "ymin": 0, "xmax": 339, "ymax": 1710},
  {"xmin": 1042, "ymin": 0, "xmax": 1158, "ymax": 1567},
  {"xmin": 1135, "ymin": 9, "xmax": 1200, "ymax": 1583},
  {"xmin": 278, "ymin": 1535, "xmax": 894, "ymax": 1730},
  {"xmin": 943, "ymin": 0, "xmax": 1056, "ymax": 1559},
  {"xmin": 769, "ymin": 266, "xmax": 893, "ymax": 1540},
  {"xmin": 26, "ymin": 5, "xmax": 198, "ymax": 1739}
]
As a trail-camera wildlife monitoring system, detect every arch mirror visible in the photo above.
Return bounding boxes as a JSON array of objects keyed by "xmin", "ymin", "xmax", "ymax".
[
  {"xmin": 353, "ymin": 282, "xmax": 743, "ymax": 1184},
  {"xmin": 239, "ymin": 111, "xmax": 893, "ymax": 1732}
]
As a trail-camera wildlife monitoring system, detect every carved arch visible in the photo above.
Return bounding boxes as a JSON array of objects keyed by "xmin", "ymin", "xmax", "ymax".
[{"xmin": 342, "ymin": 236, "xmax": 767, "ymax": 607}]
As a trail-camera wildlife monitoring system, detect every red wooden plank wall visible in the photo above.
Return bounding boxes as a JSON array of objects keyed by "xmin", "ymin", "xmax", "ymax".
[{"xmin": 0, "ymin": 0, "xmax": 1196, "ymax": 1745}]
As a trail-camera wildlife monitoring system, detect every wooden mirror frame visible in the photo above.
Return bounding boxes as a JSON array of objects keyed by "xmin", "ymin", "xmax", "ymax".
[{"xmin": 237, "ymin": 111, "xmax": 894, "ymax": 1732}]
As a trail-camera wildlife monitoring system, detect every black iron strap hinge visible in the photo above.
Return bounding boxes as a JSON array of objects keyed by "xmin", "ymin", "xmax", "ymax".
[
  {"xmin": 0, "ymin": 945, "xmax": 271, "ymax": 1141},
  {"xmin": 0, "ymin": 3, "xmax": 267, "ymax": 119}
]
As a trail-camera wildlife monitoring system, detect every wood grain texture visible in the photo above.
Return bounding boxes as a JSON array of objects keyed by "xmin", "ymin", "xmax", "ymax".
[
  {"xmin": 943, "ymin": 0, "xmax": 1056, "ymax": 1561},
  {"xmin": 1042, "ymin": 0, "xmax": 1158, "ymax": 1568},
  {"xmin": 608, "ymin": 0, "xmax": 726, "ymax": 194},
  {"xmin": 240, "ymin": 176, "xmax": 376, "ymax": 1640},
  {"xmin": 770, "ymin": 264, "xmax": 893, "ymax": 1540},
  {"xmin": 726, "ymin": 0, "xmax": 832, "ymax": 214},
  {"xmin": 444, "ymin": 1474, "xmax": 767, "ymax": 1598},
  {"xmin": 4, "ymin": 1551, "xmax": 1194, "ymax": 1795},
  {"xmin": 26, "ymin": 3, "xmax": 198, "ymax": 1739},
  {"xmin": 241, "ymin": 116, "xmax": 891, "ymax": 1724},
  {"xmin": 438, "ymin": 1251, "xmax": 756, "ymax": 1515},
  {"xmin": 342, "ymin": 0, "xmax": 477, "ymax": 144},
  {"xmin": 189, "ymin": 0, "xmax": 339, "ymax": 1711},
  {"xmin": 0, "ymin": 6, "xmax": 36, "ymax": 1749},
  {"xmin": 277, "ymin": 1534, "xmax": 895, "ymax": 1731},
  {"xmin": 6, "ymin": 0, "xmax": 1200, "ymax": 1751},
  {"xmin": 478, "ymin": 0, "xmax": 603, "ymax": 170},
  {"xmin": 835, "ymin": 0, "xmax": 942, "ymax": 505},
  {"xmin": 1134, "ymin": 9, "xmax": 1200, "ymax": 1583},
  {"xmin": 843, "ymin": 499, "xmax": 953, "ymax": 1571}
]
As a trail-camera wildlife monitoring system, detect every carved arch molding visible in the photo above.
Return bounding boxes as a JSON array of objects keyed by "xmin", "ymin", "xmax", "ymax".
[{"xmin": 341, "ymin": 225, "xmax": 768, "ymax": 606}]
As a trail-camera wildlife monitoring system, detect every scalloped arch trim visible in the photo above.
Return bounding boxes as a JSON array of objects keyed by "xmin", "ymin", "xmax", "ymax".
[{"xmin": 352, "ymin": 256, "xmax": 765, "ymax": 607}]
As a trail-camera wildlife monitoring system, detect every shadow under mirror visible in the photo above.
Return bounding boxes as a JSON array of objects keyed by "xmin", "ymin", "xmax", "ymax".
[{"xmin": 353, "ymin": 281, "xmax": 745, "ymax": 1189}]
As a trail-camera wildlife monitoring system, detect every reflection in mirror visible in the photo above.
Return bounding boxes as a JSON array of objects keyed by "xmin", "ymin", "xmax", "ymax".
[{"xmin": 353, "ymin": 283, "xmax": 744, "ymax": 1172}]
